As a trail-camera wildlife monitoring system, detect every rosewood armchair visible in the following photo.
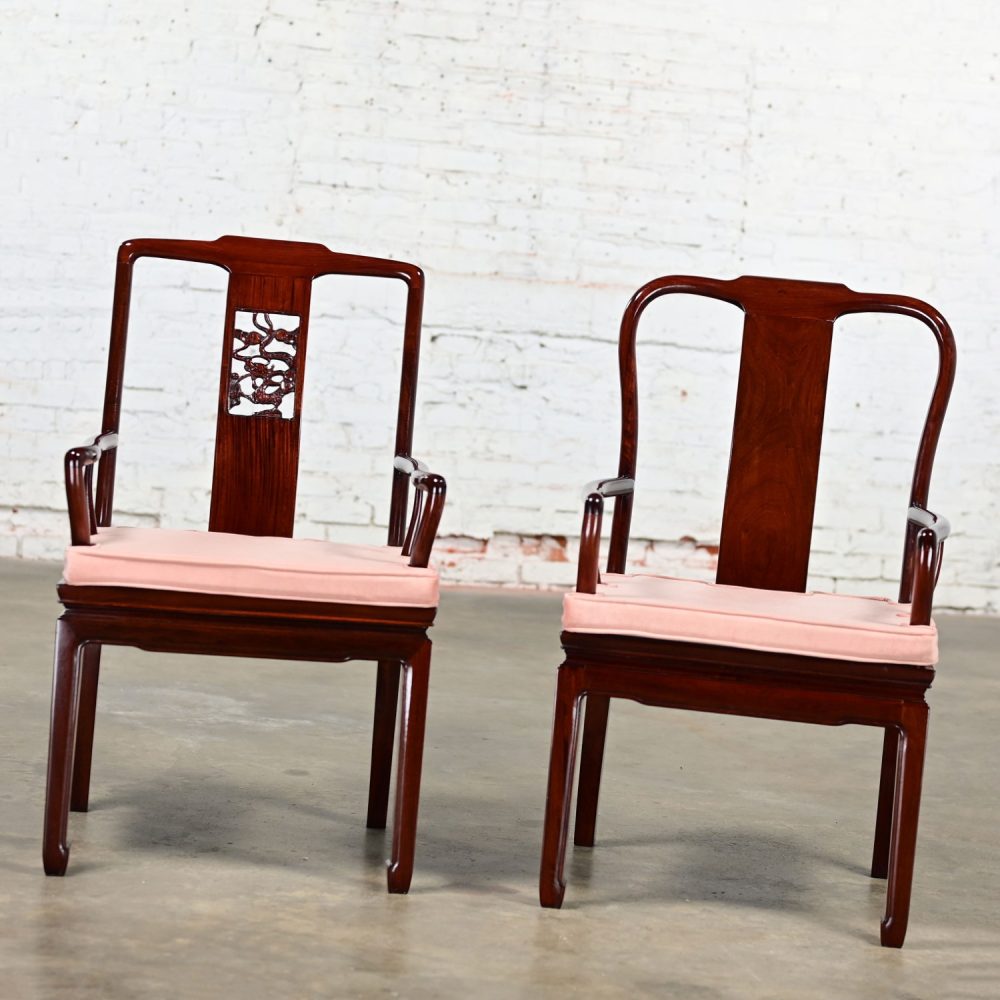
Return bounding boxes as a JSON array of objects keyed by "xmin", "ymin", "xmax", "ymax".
[
  {"xmin": 539, "ymin": 275, "xmax": 955, "ymax": 947},
  {"xmin": 43, "ymin": 236, "xmax": 447, "ymax": 893}
]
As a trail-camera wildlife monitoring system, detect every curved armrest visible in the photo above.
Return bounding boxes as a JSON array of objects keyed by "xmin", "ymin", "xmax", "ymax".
[
  {"xmin": 907, "ymin": 505, "xmax": 949, "ymax": 626},
  {"xmin": 65, "ymin": 432, "xmax": 119, "ymax": 546},
  {"xmin": 907, "ymin": 504, "xmax": 950, "ymax": 543},
  {"xmin": 575, "ymin": 477, "xmax": 637, "ymax": 592},
  {"xmin": 393, "ymin": 454, "xmax": 430, "ymax": 478},
  {"xmin": 395, "ymin": 455, "xmax": 447, "ymax": 568},
  {"xmin": 582, "ymin": 476, "xmax": 635, "ymax": 500}
]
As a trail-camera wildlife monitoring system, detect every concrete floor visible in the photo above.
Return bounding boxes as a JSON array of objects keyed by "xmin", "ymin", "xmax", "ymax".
[{"xmin": 1, "ymin": 559, "xmax": 998, "ymax": 999}]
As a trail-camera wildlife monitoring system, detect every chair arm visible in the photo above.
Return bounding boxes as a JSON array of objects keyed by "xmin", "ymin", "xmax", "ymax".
[
  {"xmin": 907, "ymin": 505, "xmax": 949, "ymax": 626},
  {"xmin": 393, "ymin": 454, "xmax": 430, "ymax": 478},
  {"xmin": 574, "ymin": 477, "xmax": 635, "ymax": 592},
  {"xmin": 395, "ymin": 455, "xmax": 447, "ymax": 568},
  {"xmin": 582, "ymin": 476, "xmax": 635, "ymax": 499},
  {"xmin": 907, "ymin": 504, "xmax": 950, "ymax": 543},
  {"xmin": 65, "ymin": 432, "xmax": 119, "ymax": 546}
]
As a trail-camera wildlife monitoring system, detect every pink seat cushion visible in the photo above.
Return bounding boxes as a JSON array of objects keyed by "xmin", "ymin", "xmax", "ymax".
[
  {"xmin": 64, "ymin": 527, "xmax": 439, "ymax": 608},
  {"xmin": 563, "ymin": 574, "xmax": 936, "ymax": 665}
]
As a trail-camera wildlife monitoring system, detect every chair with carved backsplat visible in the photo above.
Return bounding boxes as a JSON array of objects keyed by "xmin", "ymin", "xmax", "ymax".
[
  {"xmin": 539, "ymin": 275, "xmax": 955, "ymax": 947},
  {"xmin": 43, "ymin": 236, "xmax": 446, "ymax": 893}
]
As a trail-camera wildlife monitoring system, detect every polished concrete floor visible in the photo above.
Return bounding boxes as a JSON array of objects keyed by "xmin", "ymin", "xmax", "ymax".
[{"xmin": 1, "ymin": 558, "xmax": 998, "ymax": 999}]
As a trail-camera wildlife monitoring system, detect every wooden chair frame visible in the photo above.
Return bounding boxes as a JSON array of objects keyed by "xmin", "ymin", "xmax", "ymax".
[
  {"xmin": 44, "ymin": 236, "xmax": 446, "ymax": 893},
  {"xmin": 539, "ymin": 275, "xmax": 955, "ymax": 947}
]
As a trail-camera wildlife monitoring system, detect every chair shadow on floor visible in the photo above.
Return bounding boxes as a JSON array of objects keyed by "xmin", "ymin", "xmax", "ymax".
[
  {"xmin": 566, "ymin": 828, "xmax": 824, "ymax": 912},
  {"xmin": 87, "ymin": 775, "xmax": 863, "ymax": 931},
  {"xmin": 95, "ymin": 776, "xmax": 386, "ymax": 876},
  {"xmin": 87, "ymin": 777, "xmax": 547, "ymax": 890}
]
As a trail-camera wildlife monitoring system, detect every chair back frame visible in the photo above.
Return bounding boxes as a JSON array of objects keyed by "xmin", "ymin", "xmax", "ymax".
[
  {"xmin": 94, "ymin": 235, "xmax": 425, "ymax": 542},
  {"xmin": 607, "ymin": 276, "xmax": 956, "ymax": 597}
]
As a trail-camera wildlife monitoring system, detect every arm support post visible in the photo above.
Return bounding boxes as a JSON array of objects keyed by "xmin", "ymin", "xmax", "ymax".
[
  {"xmin": 904, "ymin": 505, "xmax": 950, "ymax": 626},
  {"xmin": 393, "ymin": 455, "xmax": 447, "ymax": 569},
  {"xmin": 65, "ymin": 432, "xmax": 119, "ymax": 547},
  {"xmin": 577, "ymin": 493, "xmax": 606, "ymax": 594},
  {"xmin": 576, "ymin": 477, "xmax": 635, "ymax": 586}
]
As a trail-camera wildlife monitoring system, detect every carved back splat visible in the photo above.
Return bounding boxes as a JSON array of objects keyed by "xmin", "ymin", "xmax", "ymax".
[
  {"xmin": 610, "ymin": 275, "xmax": 956, "ymax": 593},
  {"xmin": 210, "ymin": 269, "xmax": 312, "ymax": 536},
  {"xmin": 95, "ymin": 235, "xmax": 425, "ymax": 540}
]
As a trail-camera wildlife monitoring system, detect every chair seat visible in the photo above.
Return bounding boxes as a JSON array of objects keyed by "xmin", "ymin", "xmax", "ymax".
[
  {"xmin": 63, "ymin": 527, "xmax": 439, "ymax": 608},
  {"xmin": 562, "ymin": 574, "xmax": 936, "ymax": 665}
]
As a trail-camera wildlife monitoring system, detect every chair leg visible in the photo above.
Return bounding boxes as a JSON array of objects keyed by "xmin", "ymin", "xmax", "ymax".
[
  {"xmin": 539, "ymin": 665, "xmax": 583, "ymax": 908},
  {"xmin": 366, "ymin": 660, "xmax": 401, "ymax": 830},
  {"xmin": 71, "ymin": 643, "xmax": 102, "ymax": 813},
  {"xmin": 386, "ymin": 641, "xmax": 430, "ymax": 894},
  {"xmin": 43, "ymin": 620, "xmax": 83, "ymax": 875},
  {"xmin": 871, "ymin": 726, "xmax": 899, "ymax": 878},
  {"xmin": 574, "ymin": 694, "xmax": 610, "ymax": 847},
  {"xmin": 880, "ymin": 706, "xmax": 928, "ymax": 948}
]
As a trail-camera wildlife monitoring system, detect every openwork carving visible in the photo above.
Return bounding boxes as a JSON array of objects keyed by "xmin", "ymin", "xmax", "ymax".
[{"xmin": 228, "ymin": 311, "xmax": 300, "ymax": 419}]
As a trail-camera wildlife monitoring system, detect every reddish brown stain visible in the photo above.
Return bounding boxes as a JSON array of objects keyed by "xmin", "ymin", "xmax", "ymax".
[{"xmin": 679, "ymin": 535, "xmax": 720, "ymax": 556}]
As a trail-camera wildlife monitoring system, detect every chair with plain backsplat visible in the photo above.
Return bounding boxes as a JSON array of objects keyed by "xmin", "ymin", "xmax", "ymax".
[
  {"xmin": 43, "ymin": 236, "xmax": 446, "ymax": 893},
  {"xmin": 538, "ymin": 275, "xmax": 954, "ymax": 947}
]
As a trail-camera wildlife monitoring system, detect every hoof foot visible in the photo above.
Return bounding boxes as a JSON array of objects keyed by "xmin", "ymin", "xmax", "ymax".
[
  {"xmin": 539, "ymin": 880, "xmax": 566, "ymax": 909},
  {"xmin": 43, "ymin": 843, "xmax": 70, "ymax": 876},
  {"xmin": 386, "ymin": 861, "xmax": 412, "ymax": 894},
  {"xmin": 880, "ymin": 917, "xmax": 906, "ymax": 948}
]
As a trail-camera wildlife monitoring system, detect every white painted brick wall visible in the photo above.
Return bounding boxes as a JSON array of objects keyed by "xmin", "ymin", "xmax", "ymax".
[{"xmin": 1, "ymin": 0, "xmax": 998, "ymax": 610}]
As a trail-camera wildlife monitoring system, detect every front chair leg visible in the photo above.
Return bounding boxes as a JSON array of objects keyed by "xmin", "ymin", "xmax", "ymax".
[
  {"xmin": 574, "ymin": 694, "xmax": 610, "ymax": 847},
  {"xmin": 386, "ymin": 641, "xmax": 431, "ymax": 894},
  {"xmin": 366, "ymin": 660, "xmax": 401, "ymax": 829},
  {"xmin": 539, "ymin": 664, "xmax": 583, "ymax": 908},
  {"xmin": 43, "ymin": 620, "xmax": 83, "ymax": 875},
  {"xmin": 871, "ymin": 727, "xmax": 899, "ymax": 878},
  {"xmin": 881, "ymin": 706, "xmax": 928, "ymax": 948},
  {"xmin": 71, "ymin": 643, "xmax": 102, "ymax": 812}
]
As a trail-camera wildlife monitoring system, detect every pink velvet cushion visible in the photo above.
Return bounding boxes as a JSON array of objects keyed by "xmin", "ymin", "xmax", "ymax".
[
  {"xmin": 64, "ymin": 527, "xmax": 439, "ymax": 608},
  {"xmin": 563, "ymin": 574, "xmax": 936, "ymax": 665}
]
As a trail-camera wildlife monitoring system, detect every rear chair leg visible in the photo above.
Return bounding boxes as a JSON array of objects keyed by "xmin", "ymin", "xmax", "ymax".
[
  {"xmin": 43, "ymin": 620, "xmax": 83, "ymax": 875},
  {"xmin": 386, "ymin": 641, "xmax": 430, "ymax": 893},
  {"xmin": 880, "ymin": 706, "xmax": 928, "ymax": 948},
  {"xmin": 539, "ymin": 664, "xmax": 583, "ymax": 908},
  {"xmin": 366, "ymin": 660, "xmax": 401, "ymax": 829},
  {"xmin": 871, "ymin": 727, "xmax": 899, "ymax": 878},
  {"xmin": 71, "ymin": 643, "xmax": 102, "ymax": 812},
  {"xmin": 574, "ymin": 694, "xmax": 610, "ymax": 847}
]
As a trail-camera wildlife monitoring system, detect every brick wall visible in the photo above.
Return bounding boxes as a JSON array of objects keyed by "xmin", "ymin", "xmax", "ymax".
[{"xmin": 2, "ymin": 1, "xmax": 997, "ymax": 609}]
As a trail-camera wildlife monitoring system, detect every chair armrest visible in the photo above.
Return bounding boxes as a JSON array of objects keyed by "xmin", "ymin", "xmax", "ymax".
[
  {"xmin": 907, "ymin": 504, "xmax": 950, "ymax": 543},
  {"xmin": 393, "ymin": 454, "xmax": 430, "ymax": 478},
  {"xmin": 582, "ymin": 476, "xmax": 635, "ymax": 499},
  {"xmin": 395, "ymin": 456, "xmax": 447, "ymax": 568},
  {"xmin": 65, "ymin": 432, "xmax": 119, "ymax": 546},
  {"xmin": 575, "ymin": 477, "xmax": 635, "ymax": 592},
  {"xmin": 907, "ymin": 505, "xmax": 949, "ymax": 626}
]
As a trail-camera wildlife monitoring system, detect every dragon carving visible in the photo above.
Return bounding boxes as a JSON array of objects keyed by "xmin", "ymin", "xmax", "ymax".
[{"xmin": 228, "ymin": 311, "xmax": 300, "ymax": 418}]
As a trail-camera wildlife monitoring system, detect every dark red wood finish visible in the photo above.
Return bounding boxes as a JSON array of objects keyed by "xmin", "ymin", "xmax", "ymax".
[
  {"xmin": 541, "ymin": 275, "xmax": 956, "ymax": 948},
  {"xmin": 44, "ymin": 236, "xmax": 447, "ymax": 894}
]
